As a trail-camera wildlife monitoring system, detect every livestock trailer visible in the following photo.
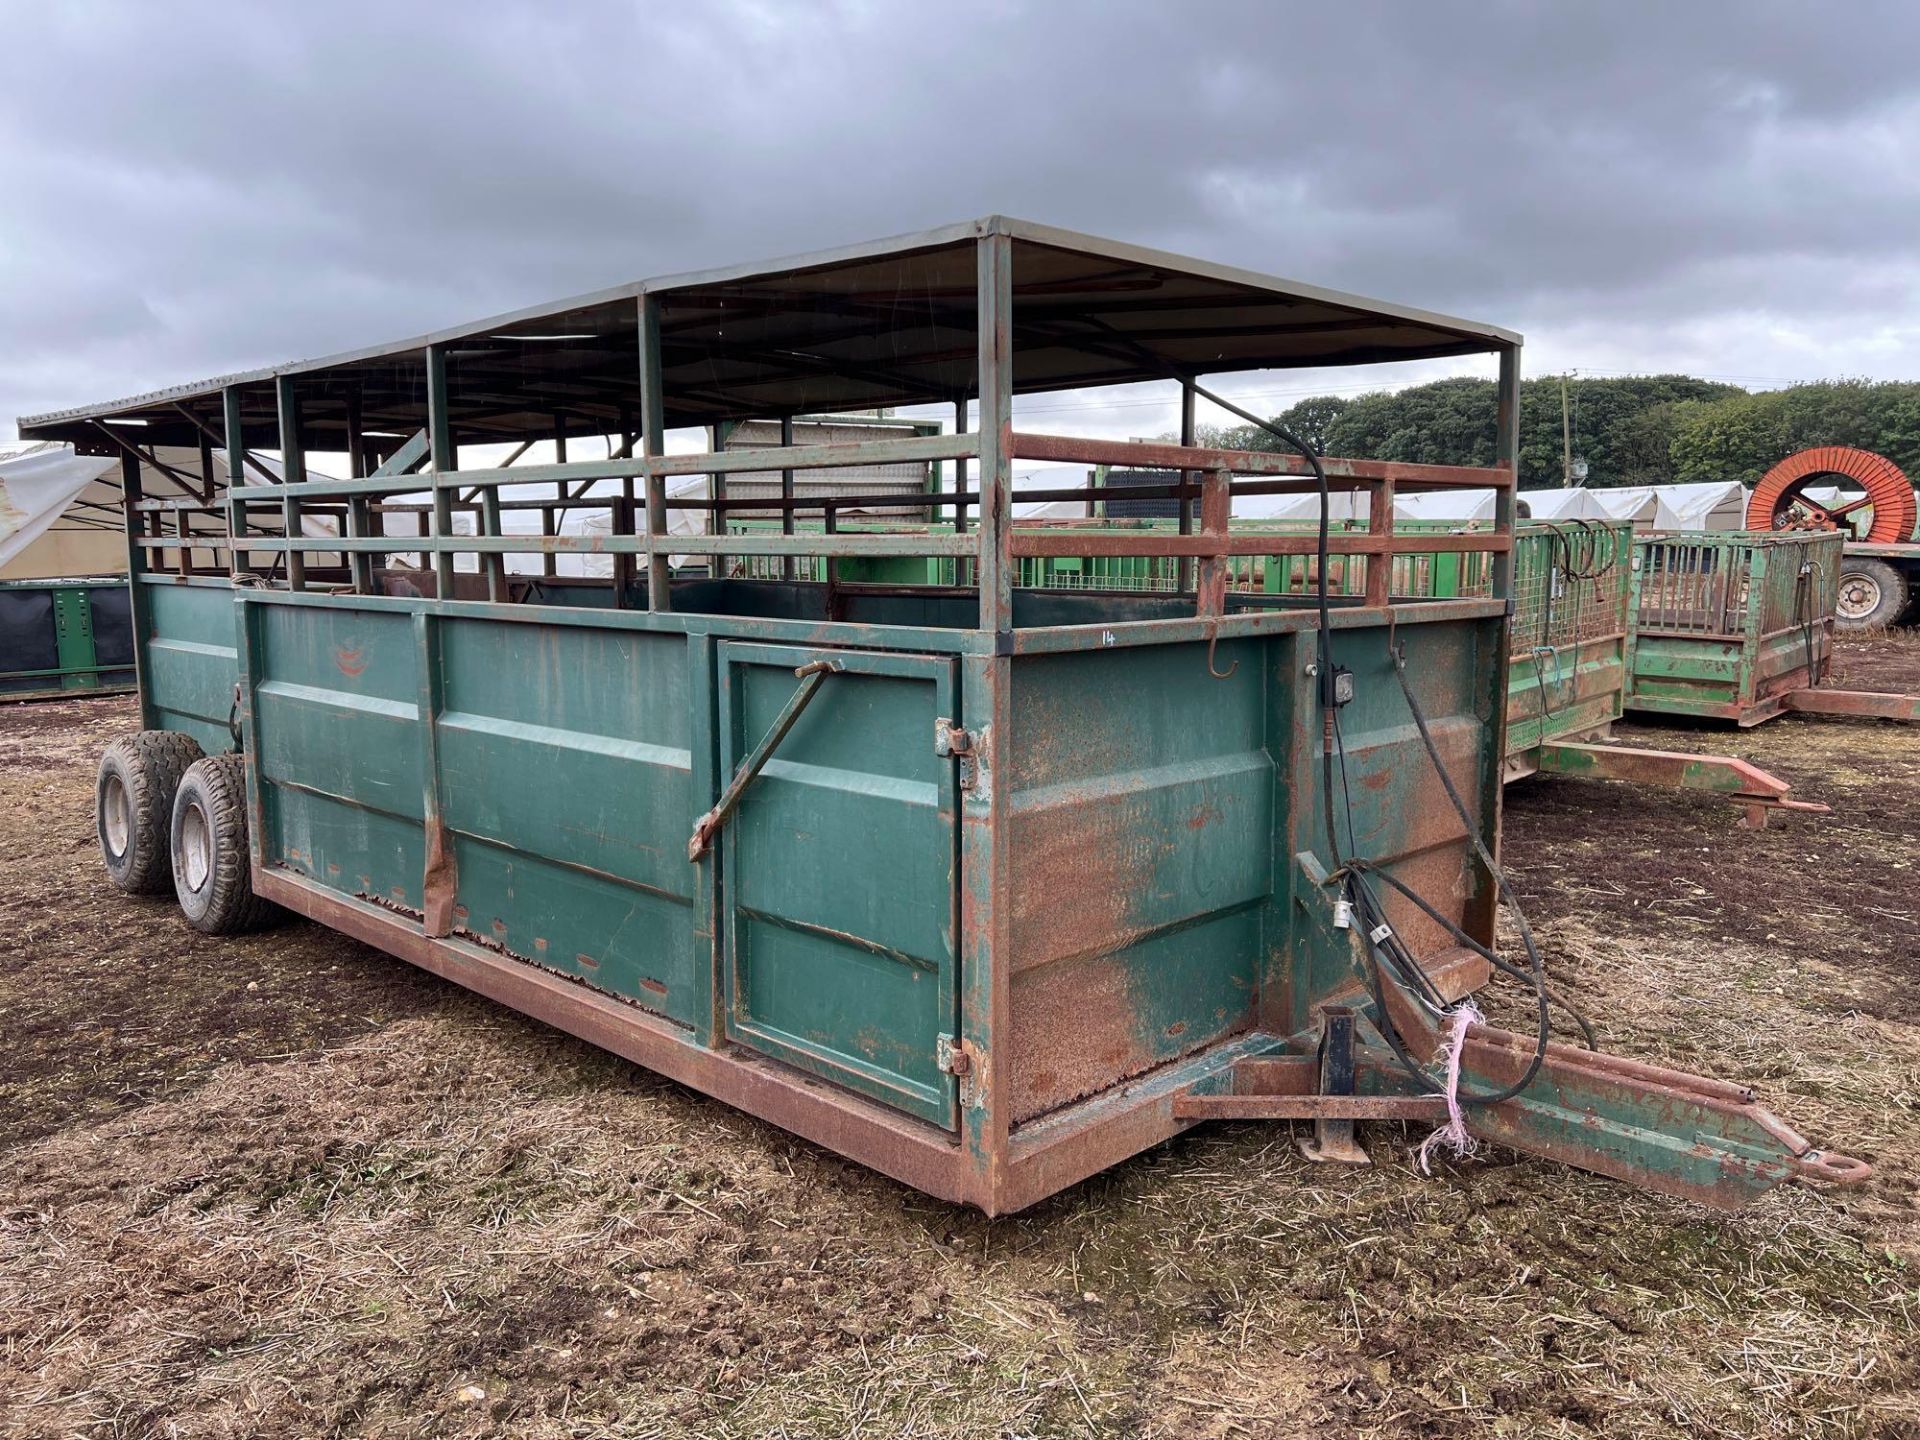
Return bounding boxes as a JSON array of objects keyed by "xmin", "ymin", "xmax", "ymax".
[
  {"xmin": 0, "ymin": 575, "xmax": 137, "ymax": 701},
  {"xmin": 23, "ymin": 218, "xmax": 1865, "ymax": 1213},
  {"xmin": 1627, "ymin": 529, "xmax": 1918, "ymax": 725}
]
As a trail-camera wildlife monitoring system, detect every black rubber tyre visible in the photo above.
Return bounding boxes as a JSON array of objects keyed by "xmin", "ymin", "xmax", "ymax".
[
  {"xmin": 1834, "ymin": 559, "xmax": 1911, "ymax": 631},
  {"xmin": 97, "ymin": 731, "xmax": 205, "ymax": 894},
  {"xmin": 171, "ymin": 755, "xmax": 278, "ymax": 934}
]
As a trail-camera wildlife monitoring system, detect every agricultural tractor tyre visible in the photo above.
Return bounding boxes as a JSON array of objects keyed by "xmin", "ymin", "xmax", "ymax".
[
  {"xmin": 1833, "ymin": 559, "xmax": 1911, "ymax": 631},
  {"xmin": 97, "ymin": 730, "xmax": 205, "ymax": 894},
  {"xmin": 171, "ymin": 755, "xmax": 277, "ymax": 934}
]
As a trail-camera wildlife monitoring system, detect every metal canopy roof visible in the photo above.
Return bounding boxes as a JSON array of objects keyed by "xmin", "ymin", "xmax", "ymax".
[{"xmin": 20, "ymin": 217, "xmax": 1519, "ymax": 453}]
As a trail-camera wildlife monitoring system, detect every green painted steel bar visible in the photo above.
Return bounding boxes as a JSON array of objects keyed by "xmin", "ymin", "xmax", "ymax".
[
  {"xmin": 638, "ymin": 292, "xmax": 670, "ymax": 611},
  {"xmin": 343, "ymin": 392, "xmax": 376, "ymax": 594},
  {"xmin": 425, "ymin": 343, "xmax": 456, "ymax": 597},
  {"xmin": 977, "ymin": 231, "xmax": 1014, "ymax": 633},
  {"xmin": 247, "ymin": 532, "xmax": 979, "ymax": 557},
  {"xmin": 224, "ymin": 432, "xmax": 982, "ymax": 501},
  {"xmin": 273, "ymin": 375, "xmax": 306, "ymax": 590},
  {"xmin": 370, "ymin": 429, "xmax": 430, "ymax": 478},
  {"xmin": 222, "ymin": 386, "xmax": 249, "ymax": 573}
]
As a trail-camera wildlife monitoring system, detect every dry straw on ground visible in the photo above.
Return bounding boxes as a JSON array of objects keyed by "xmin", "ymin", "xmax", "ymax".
[{"xmin": 0, "ymin": 633, "xmax": 1914, "ymax": 1437}]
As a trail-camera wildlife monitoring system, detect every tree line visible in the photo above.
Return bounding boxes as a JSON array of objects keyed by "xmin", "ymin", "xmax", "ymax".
[{"xmin": 1206, "ymin": 376, "xmax": 1920, "ymax": 490}]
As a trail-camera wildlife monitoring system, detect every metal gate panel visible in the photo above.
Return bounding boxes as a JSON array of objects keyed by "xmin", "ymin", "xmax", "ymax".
[
  {"xmin": 252, "ymin": 602, "xmax": 426, "ymax": 909},
  {"xmin": 716, "ymin": 640, "xmax": 959, "ymax": 1129},
  {"xmin": 435, "ymin": 619, "xmax": 701, "ymax": 1027},
  {"xmin": 143, "ymin": 580, "xmax": 241, "ymax": 752}
]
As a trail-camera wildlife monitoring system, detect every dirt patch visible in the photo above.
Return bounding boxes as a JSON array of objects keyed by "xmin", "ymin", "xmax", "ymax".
[
  {"xmin": 2, "ymin": 680, "xmax": 1918, "ymax": 1438},
  {"xmin": 1504, "ymin": 634, "xmax": 1920, "ymax": 1022},
  {"xmin": 0, "ymin": 696, "xmax": 446, "ymax": 1150}
]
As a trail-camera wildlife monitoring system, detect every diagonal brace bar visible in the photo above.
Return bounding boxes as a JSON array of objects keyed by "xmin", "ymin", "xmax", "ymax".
[{"xmin": 688, "ymin": 660, "xmax": 843, "ymax": 861}]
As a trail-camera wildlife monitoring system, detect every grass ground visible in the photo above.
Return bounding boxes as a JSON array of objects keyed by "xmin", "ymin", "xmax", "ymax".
[{"xmin": 0, "ymin": 634, "xmax": 1915, "ymax": 1438}]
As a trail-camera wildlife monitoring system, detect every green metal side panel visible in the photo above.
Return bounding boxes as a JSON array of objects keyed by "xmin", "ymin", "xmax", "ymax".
[
  {"xmin": 436, "ymin": 619, "xmax": 702, "ymax": 1028},
  {"xmin": 142, "ymin": 579, "xmax": 241, "ymax": 753},
  {"xmin": 1327, "ymin": 620, "xmax": 1486, "ymax": 949},
  {"xmin": 717, "ymin": 640, "xmax": 960, "ymax": 1128},
  {"xmin": 1004, "ymin": 639, "xmax": 1272, "ymax": 1124},
  {"xmin": 253, "ymin": 604, "xmax": 425, "ymax": 908},
  {"xmin": 1505, "ymin": 633, "xmax": 1625, "ymax": 754}
]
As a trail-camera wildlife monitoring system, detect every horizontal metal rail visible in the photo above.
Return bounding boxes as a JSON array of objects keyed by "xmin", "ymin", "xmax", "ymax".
[
  {"xmin": 1008, "ymin": 530, "xmax": 1511, "ymax": 559},
  {"xmin": 226, "ymin": 431, "xmax": 982, "ymax": 500},
  {"xmin": 1010, "ymin": 431, "xmax": 1513, "ymax": 490},
  {"xmin": 245, "ymin": 532, "xmax": 980, "ymax": 557}
]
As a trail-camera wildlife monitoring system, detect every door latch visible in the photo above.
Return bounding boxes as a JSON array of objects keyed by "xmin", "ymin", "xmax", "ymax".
[{"xmin": 936, "ymin": 718, "xmax": 987, "ymax": 794}]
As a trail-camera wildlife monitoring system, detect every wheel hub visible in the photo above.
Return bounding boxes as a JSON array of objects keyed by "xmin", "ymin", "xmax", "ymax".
[
  {"xmin": 103, "ymin": 774, "xmax": 129, "ymax": 857},
  {"xmin": 181, "ymin": 801, "xmax": 212, "ymax": 893},
  {"xmin": 1836, "ymin": 573, "xmax": 1883, "ymax": 621}
]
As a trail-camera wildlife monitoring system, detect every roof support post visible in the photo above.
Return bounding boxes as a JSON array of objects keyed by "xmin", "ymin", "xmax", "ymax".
[
  {"xmin": 711, "ymin": 422, "xmax": 729, "ymax": 584},
  {"xmin": 223, "ymin": 387, "xmax": 250, "ymax": 579},
  {"xmin": 118, "ymin": 449, "xmax": 156, "ymax": 727},
  {"xmin": 547, "ymin": 412, "xmax": 566, "ymax": 580},
  {"xmin": 780, "ymin": 414, "xmax": 796, "ymax": 581},
  {"xmin": 1177, "ymin": 380, "xmax": 1197, "ymax": 595},
  {"xmin": 274, "ymin": 375, "xmax": 307, "ymax": 590},
  {"xmin": 638, "ymin": 294, "xmax": 672, "ymax": 612},
  {"xmin": 1467, "ymin": 341, "xmax": 1523, "ymax": 949},
  {"xmin": 425, "ymin": 344, "xmax": 456, "ymax": 598},
  {"xmin": 975, "ymin": 231, "xmax": 1013, "ymax": 634},
  {"xmin": 343, "ymin": 390, "xmax": 375, "ymax": 594},
  {"xmin": 952, "ymin": 399, "xmax": 969, "ymax": 537},
  {"xmin": 1492, "ymin": 345, "xmax": 1520, "ymax": 598}
]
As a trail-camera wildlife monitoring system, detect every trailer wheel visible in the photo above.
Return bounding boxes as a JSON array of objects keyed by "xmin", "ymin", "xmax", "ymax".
[
  {"xmin": 1834, "ymin": 559, "xmax": 1910, "ymax": 631},
  {"xmin": 97, "ymin": 731, "xmax": 205, "ymax": 894},
  {"xmin": 171, "ymin": 755, "xmax": 277, "ymax": 934}
]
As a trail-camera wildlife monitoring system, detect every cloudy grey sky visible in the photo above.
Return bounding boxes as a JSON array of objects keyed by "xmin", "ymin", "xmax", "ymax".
[{"xmin": 4, "ymin": 0, "xmax": 1919, "ymax": 443}]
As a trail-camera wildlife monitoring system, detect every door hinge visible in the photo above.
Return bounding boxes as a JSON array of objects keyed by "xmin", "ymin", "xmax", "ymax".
[
  {"xmin": 937, "ymin": 1033, "xmax": 984, "ymax": 1108},
  {"xmin": 935, "ymin": 1032, "xmax": 972, "ymax": 1077},
  {"xmin": 934, "ymin": 717, "xmax": 972, "ymax": 758}
]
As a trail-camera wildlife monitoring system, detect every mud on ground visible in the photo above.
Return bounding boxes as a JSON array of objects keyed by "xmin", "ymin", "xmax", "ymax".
[{"xmin": 0, "ymin": 638, "xmax": 1916, "ymax": 1439}]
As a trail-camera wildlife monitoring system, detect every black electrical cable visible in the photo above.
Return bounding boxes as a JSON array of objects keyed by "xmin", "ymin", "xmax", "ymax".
[
  {"xmin": 1188, "ymin": 383, "xmax": 1575, "ymax": 1103},
  {"xmin": 1176, "ymin": 383, "xmax": 1599, "ymax": 1084}
]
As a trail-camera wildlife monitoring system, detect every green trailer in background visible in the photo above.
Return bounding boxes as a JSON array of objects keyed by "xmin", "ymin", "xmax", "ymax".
[
  {"xmin": 0, "ymin": 575, "xmax": 138, "ymax": 701},
  {"xmin": 1625, "ymin": 529, "xmax": 1918, "ymax": 725}
]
